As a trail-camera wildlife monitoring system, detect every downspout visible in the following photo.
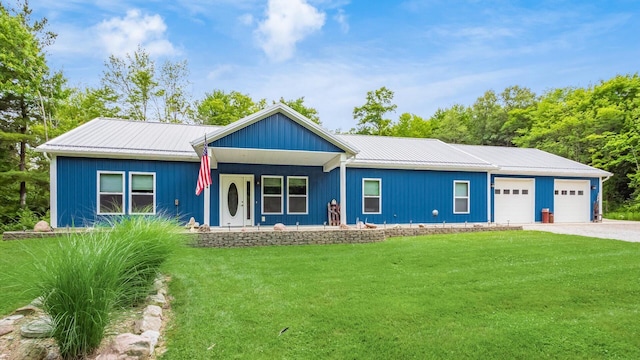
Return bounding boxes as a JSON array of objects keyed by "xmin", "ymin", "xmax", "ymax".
[
  {"xmin": 487, "ymin": 172, "xmax": 492, "ymax": 224},
  {"xmin": 599, "ymin": 174, "xmax": 612, "ymax": 220}
]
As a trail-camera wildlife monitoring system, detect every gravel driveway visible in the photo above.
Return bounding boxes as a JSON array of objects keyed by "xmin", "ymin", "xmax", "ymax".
[{"xmin": 522, "ymin": 220, "xmax": 640, "ymax": 242}]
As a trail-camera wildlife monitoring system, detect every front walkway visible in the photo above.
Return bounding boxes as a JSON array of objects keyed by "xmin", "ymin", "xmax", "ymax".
[{"xmin": 522, "ymin": 219, "xmax": 640, "ymax": 242}]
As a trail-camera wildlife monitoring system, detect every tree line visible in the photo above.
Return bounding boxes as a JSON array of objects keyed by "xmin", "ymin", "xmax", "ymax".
[{"xmin": 1, "ymin": 2, "xmax": 638, "ymax": 230}]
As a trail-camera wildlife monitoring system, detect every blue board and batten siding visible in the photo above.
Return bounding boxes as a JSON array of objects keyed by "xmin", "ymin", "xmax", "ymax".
[
  {"xmin": 213, "ymin": 164, "xmax": 340, "ymax": 226},
  {"xmin": 346, "ymin": 168, "xmax": 488, "ymax": 224},
  {"xmin": 56, "ymin": 157, "xmax": 204, "ymax": 227},
  {"xmin": 490, "ymin": 174, "xmax": 600, "ymax": 222},
  {"xmin": 211, "ymin": 113, "xmax": 343, "ymax": 152}
]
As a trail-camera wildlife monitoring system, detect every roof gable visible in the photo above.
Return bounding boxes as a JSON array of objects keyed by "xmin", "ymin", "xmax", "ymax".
[
  {"xmin": 211, "ymin": 112, "xmax": 343, "ymax": 152},
  {"xmin": 191, "ymin": 103, "xmax": 358, "ymax": 156}
]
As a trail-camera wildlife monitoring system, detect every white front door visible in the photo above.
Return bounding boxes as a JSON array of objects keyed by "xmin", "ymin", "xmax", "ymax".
[{"xmin": 220, "ymin": 175, "xmax": 254, "ymax": 227}]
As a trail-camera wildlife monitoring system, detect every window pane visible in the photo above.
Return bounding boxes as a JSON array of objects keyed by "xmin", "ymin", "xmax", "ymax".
[
  {"xmin": 364, "ymin": 180, "xmax": 380, "ymax": 196},
  {"xmin": 100, "ymin": 174, "xmax": 122, "ymax": 192},
  {"xmin": 289, "ymin": 197, "xmax": 307, "ymax": 213},
  {"xmin": 263, "ymin": 177, "xmax": 282, "ymax": 195},
  {"xmin": 455, "ymin": 198, "xmax": 468, "ymax": 213},
  {"xmin": 494, "ymin": 189, "xmax": 501, "ymax": 194},
  {"xmin": 289, "ymin": 178, "xmax": 307, "ymax": 195},
  {"xmin": 513, "ymin": 189, "xmax": 520, "ymax": 195},
  {"xmin": 131, "ymin": 194, "xmax": 153, "ymax": 213},
  {"xmin": 263, "ymin": 196, "xmax": 282, "ymax": 213},
  {"xmin": 455, "ymin": 182, "xmax": 468, "ymax": 197},
  {"xmin": 364, "ymin": 197, "xmax": 380, "ymax": 213},
  {"xmin": 100, "ymin": 194, "xmax": 123, "ymax": 213},
  {"xmin": 504, "ymin": 189, "xmax": 510, "ymax": 195},
  {"xmin": 132, "ymin": 174, "xmax": 153, "ymax": 192}
]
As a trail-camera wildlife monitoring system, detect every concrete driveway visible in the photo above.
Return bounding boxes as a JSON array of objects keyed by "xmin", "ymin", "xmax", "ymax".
[{"xmin": 522, "ymin": 220, "xmax": 640, "ymax": 242}]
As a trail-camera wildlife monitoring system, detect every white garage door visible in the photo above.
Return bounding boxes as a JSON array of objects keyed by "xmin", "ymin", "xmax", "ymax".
[
  {"xmin": 494, "ymin": 178, "xmax": 535, "ymax": 224},
  {"xmin": 554, "ymin": 180, "xmax": 591, "ymax": 223}
]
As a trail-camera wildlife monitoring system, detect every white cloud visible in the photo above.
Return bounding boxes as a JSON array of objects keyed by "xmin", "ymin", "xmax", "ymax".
[
  {"xmin": 255, "ymin": 0, "xmax": 326, "ymax": 62},
  {"xmin": 334, "ymin": 9, "xmax": 349, "ymax": 33},
  {"xmin": 207, "ymin": 64, "xmax": 236, "ymax": 80},
  {"xmin": 238, "ymin": 13, "xmax": 254, "ymax": 26},
  {"xmin": 95, "ymin": 9, "xmax": 177, "ymax": 57}
]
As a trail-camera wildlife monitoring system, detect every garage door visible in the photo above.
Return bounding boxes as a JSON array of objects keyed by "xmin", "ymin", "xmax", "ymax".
[
  {"xmin": 554, "ymin": 180, "xmax": 591, "ymax": 223},
  {"xmin": 494, "ymin": 178, "xmax": 535, "ymax": 224}
]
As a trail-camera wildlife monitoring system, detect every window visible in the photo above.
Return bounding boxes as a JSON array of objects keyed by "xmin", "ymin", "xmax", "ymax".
[
  {"xmin": 522, "ymin": 189, "xmax": 529, "ymax": 195},
  {"xmin": 554, "ymin": 190, "xmax": 559, "ymax": 195},
  {"xmin": 569, "ymin": 190, "xmax": 576, "ymax": 195},
  {"xmin": 130, "ymin": 172, "xmax": 155, "ymax": 214},
  {"xmin": 494, "ymin": 189, "xmax": 501, "ymax": 195},
  {"xmin": 287, "ymin": 176, "xmax": 308, "ymax": 214},
  {"xmin": 578, "ymin": 190, "xmax": 584, "ymax": 196},
  {"xmin": 561, "ymin": 190, "xmax": 568, "ymax": 195},
  {"xmin": 363, "ymin": 178, "xmax": 381, "ymax": 214},
  {"xmin": 454, "ymin": 181, "xmax": 470, "ymax": 214},
  {"xmin": 262, "ymin": 176, "xmax": 283, "ymax": 214},
  {"xmin": 513, "ymin": 189, "xmax": 520, "ymax": 195},
  {"xmin": 98, "ymin": 172, "xmax": 124, "ymax": 214},
  {"xmin": 503, "ymin": 189, "xmax": 510, "ymax": 195}
]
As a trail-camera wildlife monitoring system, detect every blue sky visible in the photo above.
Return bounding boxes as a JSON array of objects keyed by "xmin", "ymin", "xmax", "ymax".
[{"xmin": 31, "ymin": 0, "xmax": 640, "ymax": 131}]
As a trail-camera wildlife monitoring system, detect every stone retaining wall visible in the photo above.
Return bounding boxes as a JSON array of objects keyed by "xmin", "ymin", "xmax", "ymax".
[
  {"xmin": 2, "ymin": 231, "xmax": 65, "ymax": 241},
  {"xmin": 193, "ymin": 225, "xmax": 522, "ymax": 248}
]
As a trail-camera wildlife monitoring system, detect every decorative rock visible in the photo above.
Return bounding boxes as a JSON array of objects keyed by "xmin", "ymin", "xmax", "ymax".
[
  {"xmin": 0, "ymin": 314, "xmax": 24, "ymax": 326},
  {"xmin": 20, "ymin": 316, "xmax": 53, "ymax": 338},
  {"xmin": 16, "ymin": 340, "xmax": 48, "ymax": 360},
  {"xmin": 13, "ymin": 305, "xmax": 38, "ymax": 316},
  {"xmin": 34, "ymin": 220, "xmax": 52, "ymax": 232},
  {"xmin": 186, "ymin": 217, "xmax": 196, "ymax": 228},
  {"xmin": 355, "ymin": 221, "xmax": 364, "ymax": 229},
  {"xmin": 339, "ymin": 223, "xmax": 350, "ymax": 230},
  {"xmin": 274, "ymin": 223, "xmax": 286, "ymax": 231},
  {"xmin": 198, "ymin": 224, "xmax": 210, "ymax": 232},
  {"xmin": 143, "ymin": 305, "xmax": 162, "ymax": 318},
  {"xmin": 141, "ymin": 330, "xmax": 160, "ymax": 352},
  {"xmin": 147, "ymin": 293, "xmax": 166, "ymax": 305},
  {"xmin": 44, "ymin": 348, "xmax": 60, "ymax": 360},
  {"xmin": 111, "ymin": 333, "xmax": 152, "ymax": 358},
  {"xmin": 153, "ymin": 278, "xmax": 164, "ymax": 291},
  {"xmin": 0, "ymin": 325, "xmax": 13, "ymax": 337},
  {"xmin": 134, "ymin": 315, "xmax": 162, "ymax": 334},
  {"xmin": 30, "ymin": 296, "xmax": 44, "ymax": 307},
  {"xmin": 418, "ymin": 224, "xmax": 426, "ymax": 228},
  {"xmin": 365, "ymin": 222, "xmax": 377, "ymax": 229}
]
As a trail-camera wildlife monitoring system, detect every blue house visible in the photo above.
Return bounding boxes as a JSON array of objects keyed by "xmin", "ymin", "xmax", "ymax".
[{"xmin": 36, "ymin": 104, "xmax": 611, "ymax": 228}]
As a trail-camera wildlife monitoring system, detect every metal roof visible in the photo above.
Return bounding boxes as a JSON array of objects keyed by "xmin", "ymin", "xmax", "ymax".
[
  {"xmin": 452, "ymin": 144, "xmax": 612, "ymax": 177},
  {"xmin": 37, "ymin": 118, "xmax": 221, "ymax": 161},
  {"xmin": 337, "ymin": 134, "xmax": 496, "ymax": 171},
  {"xmin": 36, "ymin": 115, "xmax": 611, "ymax": 178}
]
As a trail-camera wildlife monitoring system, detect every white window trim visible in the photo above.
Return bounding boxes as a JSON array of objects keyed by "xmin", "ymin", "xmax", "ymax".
[
  {"xmin": 453, "ymin": 180, "xmax": 470, "ymax": 214},
  {"xmin": 287, "ymin": 176, "xmax": 308, "ymax": 215},
  {"xmin": 362, "ymin": 178, "xmax": 382, "ymax": 214},
  {"xmin": 261, "ymin": 175, "xmax": 283, "ymax": 215},
  {"xmin": 97, "ymin": 171, "xmax": 125, "ymax": 215},
  {"xmin": 129, "ymin": 172, "xmax": 156, "ymax": 215}
]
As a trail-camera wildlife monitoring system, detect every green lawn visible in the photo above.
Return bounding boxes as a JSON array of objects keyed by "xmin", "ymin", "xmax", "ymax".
[
  {"xmin": 3, "ymin": 232, "xmax": 640, "ymax": 359},
  {"xmin": 0, "ymin": 237, "xmax": 62, "ymax": 315},
  {"xmin": 162, "ymin": 231, "xmax": 640, "ymax": 359}
]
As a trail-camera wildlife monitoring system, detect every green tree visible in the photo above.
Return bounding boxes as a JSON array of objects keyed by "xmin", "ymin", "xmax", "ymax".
[
  {"xmin": 390, "ymin": 113, "xmax": 432, "ymax": 138},
  {"xmin": 276, "ymin": 96, "xmax": 321, "ymax": 125},
  {"xmin": 158, "ymin": 60, "xmax": 191, "ymax": 123},
  {"xmin": 430, "ymin": 105, "xmax": 472, "ymax": 144},
  {"xmin": 101, "ymin": 46, "xmax": 159, "ymax": 121},
  {"xmin": 0, "ymin": 2, "xmax": 60, "ymax": 226},
  {"xmin": 353, "ymin": 86, "xmax": 397, "ymax": 135},
  {"xmin": 468, "ymin": 90, "xmax": 506, "ymax": 145},
  {"xmin": 195, "ymin": 90, "xmax": 265, "ymax": 125}
]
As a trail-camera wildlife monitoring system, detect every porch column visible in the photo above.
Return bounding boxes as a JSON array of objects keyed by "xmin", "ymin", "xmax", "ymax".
[
  {"xmin": 340, "ymin": 154, "xmax": 347, "ymax": 225},
  {"xmin": 203, "ymin": 185, "xmax": 210, "ymax": 226},
  {"xmin": 49, "ymin": 155, "xmax": 57, "ymax": 228},
  {"xmin": 598, "ymin": 177, "xmax": 603, "ymax": 220}
]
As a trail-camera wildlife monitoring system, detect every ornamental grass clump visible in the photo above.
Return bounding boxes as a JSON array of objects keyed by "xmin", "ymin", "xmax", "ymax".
[{"xmin": 36, "ymin": 217, "xmax": 183, "ymax": 359}]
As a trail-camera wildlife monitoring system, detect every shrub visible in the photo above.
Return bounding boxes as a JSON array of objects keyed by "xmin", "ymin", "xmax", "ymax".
[{"xmin": 36, "ymin": 217, "xmax": 183, "ymax": 359}]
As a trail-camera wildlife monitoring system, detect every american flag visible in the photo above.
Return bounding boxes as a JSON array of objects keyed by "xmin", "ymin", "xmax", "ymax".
[{"xmin": 195, "ymin": 138, "xmax": 212, "ymax": 196}]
